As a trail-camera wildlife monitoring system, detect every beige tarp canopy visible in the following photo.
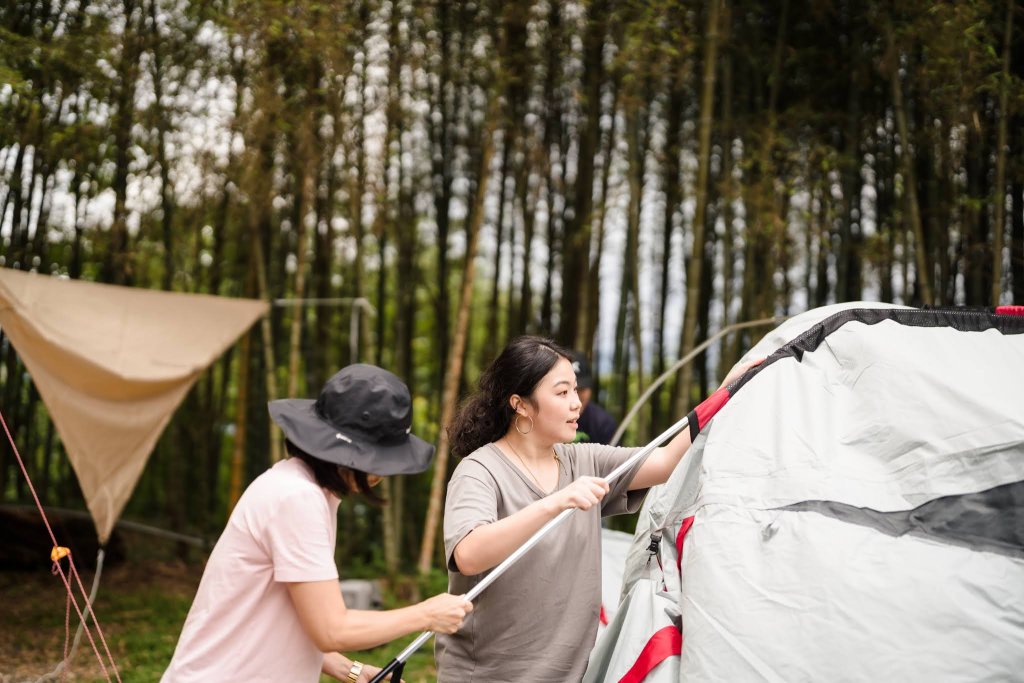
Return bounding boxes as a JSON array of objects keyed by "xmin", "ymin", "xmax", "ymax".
[{"xmin": 0, "ymin": 268, "xmax": 267, "ymax": 543}]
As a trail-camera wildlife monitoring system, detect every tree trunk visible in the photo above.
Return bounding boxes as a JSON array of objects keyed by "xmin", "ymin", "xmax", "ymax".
[
  {"xmin": 149, "ymin": 0, "xmax": 175, "ymax": 291},
  {"xmin": 922, "ymin": 128, "xmax": 949, "ymax": 304},
  {"xmin": 485, "ymin": 131, "xmax": 513, "ymax": 362},
  {"xmin": 30, "ymin": 166, "xmax": 54, "ymax": 264},
  {"xmin": 251, "ymin": 117, "xmax": 281, "ymax": 462},
  {"xmin": 20, "ymin": 153, "xmax": 40, "ymax": 267},
  {"xmin": 586, "ymin": 76, "xmax": 621, "ymax": 393},
  {"xmin": 490, "ymin": 0, "xmax": 529, "ymax": 350},
  {"xmin": 228, "ymin": 328, "xmax": 252, "ymax": 512},
  {"xmin": 877, "ymin": 131, "xmax": 895, "ymax": 303},
  {"xmin": 383, "ymin": 0, "xmax": 415, "ymax": 573},
  {"xmin": 614, "ymin": 287, "xmax": 631, "ymax": 427},
  {"xmin": 698, "ymin": 208, "xmax": 717, "ymax": 394},
  {"xmin": 106, "ymin": 0, "xmax": 141, "ymax": 286},
  {"xmin": 1, "ymin": 349, "xmax": 24, "ymax": 496},
  {"xmin": 719, "ymin": 1, "xmax": 737, "ymax": 374},
  {"xmin": 41, "ymin": 419, "xmax": 55, "ymax": 505},
  {"xmin": 0, "ymin": 144, "xmax": 26, "ymax": 265},
  {"xmin": 1012, "ymin": 121, "xmax": 1024, "ymax": 305},
  {"xmin": 964, "ymin": 109, "xmax": 991, "ymax": 306},
  {"xmin": 285, "ymin": 147, "xmax": 317, "ymax": 409},
  {"xmin": 655, "ymin": 58, "xmax": 684, "ymax": 429},
  {"xmin": 393, "ymin": 114, "xmax": 417, "ymax": 573},
  {"xmin": 418, "ymin": 100, "xmax": 499, "ymax": 576},
  {"xmin": 5, "ymin": 128, "xmax": 32, "ymax": 270},
  {"xmin": 431, "ymin": 1, "xmax": 455, "ymax": 392},
  {"xmin": 803, "ymin": 179, "xmax": 817, "ymax": 305},
  {"xmin": 885, "ymin": 20, "xmax": 933, "ymax": 305},
  {"xmin": 560, "ymin": 0, "xmax": 608, "ymax": 349},
  {"xmin": 622, "ymin": 93, "xmax": 647, "ymax": 436},
  {"xmin": 352, "ymin": 78, "xmax": 368, "ymax": 364},
  {"xmin": 763, "ymin": 0, "xmax": 790, "ymax": 315},
  {"xmin": 312, "ymin": 119, "xmax": 338, "ymax": 384},
  {"xmin": 815, "ymin": 185, "xmax": 831, "ymax": 307},
  {"xmin": 991, "ymin": 0, "xmax": 1013, "ymax": 305},
  {"xmin": 538, "ymin": 0, "xmax": 564, "ymax": 335},
  {"xmin": 515, "ymin": 134, "xmax": 538, "ymax": 335},
  {"xmin": 838, "ymin": 23, "xmax": 863, "ymax": 303},
  {"xmin": 674, "ymin": 0, "xmax": 721, "ymax": 416}
]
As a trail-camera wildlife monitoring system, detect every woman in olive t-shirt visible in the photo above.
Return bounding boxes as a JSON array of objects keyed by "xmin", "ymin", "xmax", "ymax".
[{"xmin": 436, "ymin": 336, "xmax": 753, "ymax": 682}]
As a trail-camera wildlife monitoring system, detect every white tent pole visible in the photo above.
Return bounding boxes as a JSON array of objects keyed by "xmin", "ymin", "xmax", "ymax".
[{"xmin": 370, "ymin": 415, "xmax": 694, "ymax": 683}]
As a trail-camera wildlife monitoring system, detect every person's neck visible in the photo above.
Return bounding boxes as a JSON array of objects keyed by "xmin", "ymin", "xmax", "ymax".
[{"xmin": 502, "ymin": 430, "xmax": 555, "ymax": 463}]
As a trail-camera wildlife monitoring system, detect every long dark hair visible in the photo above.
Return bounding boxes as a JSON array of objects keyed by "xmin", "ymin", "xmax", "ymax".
[
  {"xmin": 448, "ymin": 335, "xmax": 572, "ymax": 458},
  {"xmin": 285, "ymin": 440, "xmax": 386, "ymax": 505}
]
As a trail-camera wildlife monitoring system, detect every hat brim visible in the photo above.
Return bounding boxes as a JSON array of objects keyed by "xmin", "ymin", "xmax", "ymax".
[{"xmin": 268, "ymin": 399, "xmax": 435, "ymax": 476}]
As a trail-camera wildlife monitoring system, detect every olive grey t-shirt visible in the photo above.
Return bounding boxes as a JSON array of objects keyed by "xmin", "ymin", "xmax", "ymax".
[{"xmin": 436, "ymin": 441, "xmax": 650, "ymax": 683}]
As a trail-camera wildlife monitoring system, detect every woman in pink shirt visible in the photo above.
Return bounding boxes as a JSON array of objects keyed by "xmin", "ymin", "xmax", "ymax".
[{"xmin": 163, "ymin": 364, "xmax": 472, "ymax": 683}]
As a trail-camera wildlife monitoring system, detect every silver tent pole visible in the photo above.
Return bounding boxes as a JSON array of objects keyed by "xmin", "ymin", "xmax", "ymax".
[{"xmin": 369, "ymin": 412, "xmax": 694, "ymax": 683}]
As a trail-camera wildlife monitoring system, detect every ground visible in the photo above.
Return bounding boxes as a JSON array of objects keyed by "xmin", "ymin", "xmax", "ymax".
[
  {"xmin": 0, "ymin": 560, "xmax": 200, "ymax": 683},
  {"xmin": 0, "ymin": 559, "xmax": 438, "ymax": 683}
]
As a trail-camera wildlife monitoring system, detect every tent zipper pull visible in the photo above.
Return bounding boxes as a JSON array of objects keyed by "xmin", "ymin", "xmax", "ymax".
[
  {"xmin": 646, "ymin": 533, "xmax": 668, "ymax": 589},
  {"xmin": 645, "ymin": 533, "xmax": 662, "ymax": 568}
]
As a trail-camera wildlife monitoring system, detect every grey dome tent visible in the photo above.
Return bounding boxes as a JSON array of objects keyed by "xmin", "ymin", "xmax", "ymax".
[{"xmin": 584, "ymin": 302, "xmax": 1024, "ymax": 683}]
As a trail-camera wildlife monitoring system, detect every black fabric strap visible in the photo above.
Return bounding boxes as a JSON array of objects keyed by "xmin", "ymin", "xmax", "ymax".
[{"xmin": 687, "ymin": 410, "xmax": 699, "ymax": 442}]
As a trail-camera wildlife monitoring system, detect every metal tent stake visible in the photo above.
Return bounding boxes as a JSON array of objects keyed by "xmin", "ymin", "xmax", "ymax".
[{"xmin": 369, "ymin": 413, "xmax": 693, "ymax": 683}]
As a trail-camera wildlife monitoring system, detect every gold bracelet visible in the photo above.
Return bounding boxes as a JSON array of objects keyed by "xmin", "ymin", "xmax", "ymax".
[{"xmin": 346, "ymin": 660, "xmax": 363, "ymax": 682}]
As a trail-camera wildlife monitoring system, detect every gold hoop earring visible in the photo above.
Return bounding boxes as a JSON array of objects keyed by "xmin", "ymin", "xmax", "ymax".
[{"xmin": 514, "ymin": 414, "xmax": 534, "ymax": 435}]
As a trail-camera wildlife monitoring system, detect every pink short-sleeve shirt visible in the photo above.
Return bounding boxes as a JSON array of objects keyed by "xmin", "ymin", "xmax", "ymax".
[{"xmin": 162, "ymin": 457, "xmax": 340, "ymax": 683}]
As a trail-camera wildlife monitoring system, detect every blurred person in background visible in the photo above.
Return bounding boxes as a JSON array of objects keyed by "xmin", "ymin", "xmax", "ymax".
[{"xmin": 570, "ymin": 350, "xmax": 618, "ymax": 445}]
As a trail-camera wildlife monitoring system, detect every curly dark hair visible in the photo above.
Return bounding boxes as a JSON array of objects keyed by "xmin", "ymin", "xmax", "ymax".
[{"xmin": 448, "ymin": 335, "xmax": 572, "ymax": 458}]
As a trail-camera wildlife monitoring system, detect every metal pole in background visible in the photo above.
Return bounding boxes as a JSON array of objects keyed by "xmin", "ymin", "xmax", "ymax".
[
  {"xmin": 610, "ymin": 316, "xmax": 787, "ymax": 445},
  {"xmin": 272, "ymin": 296, "xmax": 377, "ymax": 363}
]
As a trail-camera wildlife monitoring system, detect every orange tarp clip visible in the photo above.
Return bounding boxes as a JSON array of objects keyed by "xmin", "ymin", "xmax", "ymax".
[{"xmin": 51, "ymin": 546, "xmax": 70, "ymax": 562}]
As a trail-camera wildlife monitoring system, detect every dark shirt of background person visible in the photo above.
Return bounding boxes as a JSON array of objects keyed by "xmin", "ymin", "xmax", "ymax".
[{"xmin": 570, "ymin": 351, "xmax": 619, "ymax": 445}]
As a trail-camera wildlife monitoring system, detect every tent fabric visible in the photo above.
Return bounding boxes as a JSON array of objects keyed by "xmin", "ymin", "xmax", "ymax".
[
  {"xmin": 0, "ymin": 268, "xmax": 267, "ymax": 543},
  {"xmin": 585, "ymin": 302, "xmax": 1024, "ymax": 682},
  {"xmin": 583, "ymin": 579, "xmax": 681, "ymax": 683},
  {"xmin": 600, "ymin": 528, "xmax": 635, "ymax": 630}
]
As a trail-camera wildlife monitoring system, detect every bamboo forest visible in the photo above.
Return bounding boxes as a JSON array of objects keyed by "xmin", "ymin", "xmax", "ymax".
[{"xmin": 1, "ymin": 1, "xmax": 1022, "ymax": 677}]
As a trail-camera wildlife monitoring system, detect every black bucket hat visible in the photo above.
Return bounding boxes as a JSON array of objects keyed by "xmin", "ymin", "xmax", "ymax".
[{"xmin": 268, "ymin": 364, "xmax": 434, "ymax": 476}]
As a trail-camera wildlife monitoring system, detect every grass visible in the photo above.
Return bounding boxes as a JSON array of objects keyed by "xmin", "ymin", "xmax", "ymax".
[
  {"xmin": 0, "ymin": 560, "xmax": 197, "ymax": 682},
  {"xmin": 0, "ymin": 560, "xmax": 439, "ymax": 682}
]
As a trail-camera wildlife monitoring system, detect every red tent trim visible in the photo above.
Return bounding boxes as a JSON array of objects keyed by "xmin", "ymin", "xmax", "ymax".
[
  {"xmin": 675, "ymin": 516, "xmax": 695, "ymax": 574},
  {"xmin": 617, "ymin": 626, "xmax": 682, "ymax": 683}
]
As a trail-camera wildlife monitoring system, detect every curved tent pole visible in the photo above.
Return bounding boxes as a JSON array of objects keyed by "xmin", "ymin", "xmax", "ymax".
[{"xmin": 610, "ymin": 316, "xmax": 788, "ymax": 446}]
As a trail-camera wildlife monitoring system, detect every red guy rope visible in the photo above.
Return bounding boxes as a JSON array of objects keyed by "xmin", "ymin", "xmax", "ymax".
[{"xmin": 0, "ymin": 408, "xmax": 122, "ymax": 683}]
